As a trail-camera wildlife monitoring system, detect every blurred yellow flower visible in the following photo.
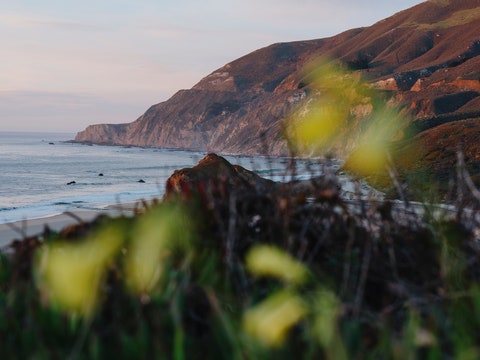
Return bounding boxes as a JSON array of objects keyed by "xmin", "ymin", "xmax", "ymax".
[
  {"xmin": 344, "ymin": 140, "xmax": 389, "ymax": 176},
  {"xmin": 245, "ymin": 245, "xmax": 308, "ymax": 285},
  {"xmin": 35, "ymin": 226, "xmax": 123, "ymax": 317},
  {"xmin": 125, "ymin": 203, "xmax": 195, "ymax": 295},
  {"xmin": 289, "ymin": 102, "xmax": 347, "ymax": 153},
  {"xmin": 243, "ymin": 290, "xmax": 307, "ymax": 347},
  {"xmin": 312, "ymin": 289, "xmax": 341, "ymax": 348},
  {"xmin": 285, "ymin": 57, "xmax": 409, "ymax": 179},
  {"xmin": 303, "ymin": 59, "xmax": 362, "ymax": 97},
  {"xmin": 286, "ymin": 60, "xmax": 367, "ymax": 155}
]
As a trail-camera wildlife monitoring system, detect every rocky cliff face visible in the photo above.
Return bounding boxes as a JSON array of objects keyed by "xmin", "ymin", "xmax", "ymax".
[
  {"xmin": 75, "ymin": 0, "xmax": 480, "ymax": 167},
  {"xmin": 75, "ymin": 40, "xmax": 327, "ymax": 155}
]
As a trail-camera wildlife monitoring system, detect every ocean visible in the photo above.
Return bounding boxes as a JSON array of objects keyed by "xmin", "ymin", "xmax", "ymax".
[{"xmin": 1, "ymin": 131, "xmax": 342, "ymax": 225}]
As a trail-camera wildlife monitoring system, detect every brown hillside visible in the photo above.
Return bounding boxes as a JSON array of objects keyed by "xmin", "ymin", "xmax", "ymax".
[{"xmin": 75, "ymin": 0, "xmax": 480, "ymax": 188}]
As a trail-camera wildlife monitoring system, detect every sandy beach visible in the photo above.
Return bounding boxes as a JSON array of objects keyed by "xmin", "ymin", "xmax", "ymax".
[{"xmin": 0, "ymin": 204, "xmax": 137, "ymax": 249}]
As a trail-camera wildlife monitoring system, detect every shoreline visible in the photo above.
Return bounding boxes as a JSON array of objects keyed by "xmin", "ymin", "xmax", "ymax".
[{"xmin": 0, "ymin": 203, "xmax": 139, "ymax": 249}]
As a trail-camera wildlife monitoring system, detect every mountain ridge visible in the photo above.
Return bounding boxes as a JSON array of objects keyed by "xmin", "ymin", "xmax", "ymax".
[{"xmin": 75, "ymin": 0, "xmax": 480, "ymax": 181}]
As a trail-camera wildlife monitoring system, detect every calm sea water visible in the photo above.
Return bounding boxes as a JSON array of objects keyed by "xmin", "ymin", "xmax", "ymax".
[{"xmin": 0, "ymin": 131, "xmax": 335, "ymax": 224}]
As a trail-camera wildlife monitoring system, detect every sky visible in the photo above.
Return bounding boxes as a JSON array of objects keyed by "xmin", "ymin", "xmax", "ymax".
[{"xmin": 0, "ymin": 0, "xmax": 425, "ymax": 133}]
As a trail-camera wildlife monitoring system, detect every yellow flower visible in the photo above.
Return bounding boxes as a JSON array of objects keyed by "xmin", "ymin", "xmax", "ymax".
[
  {"xmin": 289, "ymin": 101, "xmax": 347, "ymax": 153},
  {"xmin": 286, "ymin": 57, "xmax": 409, "ymax": 175},
  {"xmin": 125, "ymin": 203, "xmax": 195, "ymax": 295},
  {"xmin": 286, "ymin": 59, "xmax": 367, "ymax": 156},
  {"xmin": 344, "ymin": 140, "xmax": 389, "ymax": 176},
  {"xmin": 35, "ymin": 226, "xmax": 123, "ymax": 317},
  {"xmin": 311, "ymin": 289, "xmax": 341, "ymax": 348},
  {"xmin": 245, "ymin": 245, "xmax": 308, "ymax": 285},
  {"xmin": 243, "ymin": 290, "xmax": 307, "ymax": 347}
]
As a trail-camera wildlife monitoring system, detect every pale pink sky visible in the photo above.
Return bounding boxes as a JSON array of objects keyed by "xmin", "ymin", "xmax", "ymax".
[{"xmin": 0, "ymin": 0, "xmax": 424, "ymax": 133}]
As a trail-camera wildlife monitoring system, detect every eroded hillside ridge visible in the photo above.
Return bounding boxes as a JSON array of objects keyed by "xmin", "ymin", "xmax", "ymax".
[{"xmin": 75, "ymin": 0, "xmax": 480, "ymax": 159}]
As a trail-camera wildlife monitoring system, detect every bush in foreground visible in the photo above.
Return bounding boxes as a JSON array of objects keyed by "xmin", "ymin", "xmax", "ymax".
[{"xmin": 2, "ymin": 160, "xmax": 480, "ymax": 359}]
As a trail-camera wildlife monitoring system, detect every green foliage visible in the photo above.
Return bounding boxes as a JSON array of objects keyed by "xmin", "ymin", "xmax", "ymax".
[{"xmin": 2, "ymin": 177, "xmax": 480, "ymax": 359}]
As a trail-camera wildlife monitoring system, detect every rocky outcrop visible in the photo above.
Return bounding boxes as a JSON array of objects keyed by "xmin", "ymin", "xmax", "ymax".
[
  {"xmin": 75, "ymin": 123, "xmax": 129, "ymax": 145},
  {"xmin": 165, "ymin": 153, "xmax": 353, "ymax": 205},
  {"xmin": 165, "ymin": 153, "xmax": 277, "ymax": 198}
]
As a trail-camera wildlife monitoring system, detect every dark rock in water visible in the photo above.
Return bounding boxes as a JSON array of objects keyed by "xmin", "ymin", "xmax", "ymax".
[
  {"xmin": 67, "ymin": 181, "xmax": 76, "ymax": 185},
  {"xmin": 98, "ymin": 173, "xmax": 104, "ymax": 177},
  {"xmin": 138, "ymin": 179, "xmax": 145, "ymax": 183}
]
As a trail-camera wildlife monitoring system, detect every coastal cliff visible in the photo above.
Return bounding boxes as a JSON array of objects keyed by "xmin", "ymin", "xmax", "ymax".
[
  {"xmin": 75, "ymin": 0, "xmax": 480, "ymax": 171},
  {"xmin": 75, "ymin": 39, "xmax": 327, "ymax": 155}
]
